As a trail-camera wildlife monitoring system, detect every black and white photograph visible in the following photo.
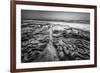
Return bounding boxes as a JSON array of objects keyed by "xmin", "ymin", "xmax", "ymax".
[
  {"xmin": 21, "ymin": 10, "xmax": 90, "ymax": 63},
  {"xmin": 11, "ymin": 1, "xmax": 97, "ymax": 72}
]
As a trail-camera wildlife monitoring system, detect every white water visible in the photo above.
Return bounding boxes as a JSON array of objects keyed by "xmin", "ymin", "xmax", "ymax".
[{"xmin": 23, "ymin": 20, "xmax": 90, "ymax": 31}]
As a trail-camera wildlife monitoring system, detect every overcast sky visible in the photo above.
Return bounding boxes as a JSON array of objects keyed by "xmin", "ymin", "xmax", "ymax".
[{"xmin": 21, "ymin": 10, "xmax": 90, "ymax": 21}]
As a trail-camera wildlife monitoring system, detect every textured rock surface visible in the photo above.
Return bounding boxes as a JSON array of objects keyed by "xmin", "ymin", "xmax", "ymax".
[{"xmin": 21, "ymin": 20, "xmax": 90, "ymax": 63}]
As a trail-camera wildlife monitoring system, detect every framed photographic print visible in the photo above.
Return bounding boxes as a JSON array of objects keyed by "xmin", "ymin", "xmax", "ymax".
[{"xmin": 10, "ymin": 0, "xmax": 97, "ymax": 73}]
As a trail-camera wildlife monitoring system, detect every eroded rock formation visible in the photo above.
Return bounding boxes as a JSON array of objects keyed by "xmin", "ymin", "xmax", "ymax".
[{"xmin": 21, "ymin": 20, "xmax": 90, "ymax": 63}]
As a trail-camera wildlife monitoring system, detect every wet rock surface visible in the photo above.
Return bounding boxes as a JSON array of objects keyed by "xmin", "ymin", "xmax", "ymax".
[{"xmin": 21, "ymin": 20, "xmax": 90, "ymax": 63}]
